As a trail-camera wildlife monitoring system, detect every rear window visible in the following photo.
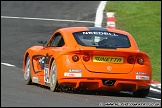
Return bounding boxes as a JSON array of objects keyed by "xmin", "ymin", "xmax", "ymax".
[{"xmin": 73, "ymin": 31, "xmax": 131, "ymax": 48}]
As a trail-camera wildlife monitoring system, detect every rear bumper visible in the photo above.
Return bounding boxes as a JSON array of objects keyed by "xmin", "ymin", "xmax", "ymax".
[
  {"xmin": 58, "ymin": 78, "xmax": 150, "ymax": 92},
  {"xmin": 56, "ymin": 56, "xmax": 151, "ymax": 92}
]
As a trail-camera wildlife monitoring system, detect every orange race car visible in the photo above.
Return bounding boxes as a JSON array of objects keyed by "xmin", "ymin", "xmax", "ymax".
[{"xmin": 23, "ymin": 27, "xmax": 152, "ymax": 97}]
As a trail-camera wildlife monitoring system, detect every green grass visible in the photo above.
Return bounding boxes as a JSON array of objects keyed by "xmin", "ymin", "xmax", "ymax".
[{"xmin": 104, "ymin": 1, "xmax": 161, "ymax": 82}]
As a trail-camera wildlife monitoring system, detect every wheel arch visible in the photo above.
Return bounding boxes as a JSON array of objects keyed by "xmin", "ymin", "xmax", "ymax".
[
  {"xmin": 23, "ymin": 52, "xmax": 29, "ymax": 71},
  {"xmin": 49, "ymin": 57, "xmax": 61, "ymax": 82},
  {"xmin": 49, "ymin": 57, "xmax": 55, "ymax": 71}
]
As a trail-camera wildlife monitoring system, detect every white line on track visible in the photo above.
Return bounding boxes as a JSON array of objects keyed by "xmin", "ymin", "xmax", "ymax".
[
  {"xmin": 151, "ymin": 84, "xmax": 161, "ymax": 89},
  {"xmin": 146, "ymin": 97, "xmax": 161, "ymax": 101},
  {"xmin": 1, "ymin": 62, "xmax": 15, "ymax": 67},
  {"xmin": 150, "ymin": 87, "xmax": 161, "ymax": 93},
  {"xmin": 1, "ymin": 16, "xmax": 94, "ymax": 23},
  {"xmin": 95, "ymin": 1, "xmax": 107, "ymax": 27},
  {"xmin": 121, "ymin": 91, "xmax": 161, "ymax": 101},
  {"xmin": 1, "ymin": 1, "xmax": 107, "ymax": 26}
]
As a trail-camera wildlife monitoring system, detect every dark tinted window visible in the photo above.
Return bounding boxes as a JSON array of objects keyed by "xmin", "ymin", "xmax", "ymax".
[
  {"xmin": 48, "ymin": 35, "xmax": 65, "ymax": 47},
  {"xmin": 73, "ymin": 31, "xmax": 131, "ymax": 48}
]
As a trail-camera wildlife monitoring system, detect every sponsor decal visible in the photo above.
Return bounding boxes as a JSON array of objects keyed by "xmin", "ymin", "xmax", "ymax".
[
  {"xmin": 44, "ymin": 64, "xmax": 49, "ymax": 83},
  {"xmin": 38, "ymin": 56, "xmax": 45, "ymax": 64},
  {"xmin": 32, "ymin": 77, "xmax": 40, "ymax": 83},
  {"xmin": 136, "ymin": 75, "xmax": 149, "ymax": 80},
  {"xmin": 82, "ymin": 31, "xmax": 118, "ymax": 36},
  {"xmin": 93, "ymin": 56, "xmax": 123, "ymax": 63},
  {"xmin": 32, "ymin": 54, "xmax": 52, "ymax": 74},
  {"xmin": 136, "ymin": 72, "xmax": 147, "ymax": 75},
  {"xmin": 64, "ymin": 72, "xmax": 82, "ymax": 77},
  {"xmin": 68, "ymin": 69, "xmax": 82, "ymax": 72}
]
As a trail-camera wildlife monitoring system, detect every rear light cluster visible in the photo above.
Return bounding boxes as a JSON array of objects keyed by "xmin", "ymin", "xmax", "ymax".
[
  {"xmin": 127, "ymin": 56, "xmax": 135, "ymax": 64},
  {"xmin": 72, "ymin": 54, "xmax": 90, "ymax": 62},
  {"xmin": 137, "ymin": 57, "xmax": 144, "ymax": 65},
  {"xmin": 82, "ymin": 54, "xmax": 90, "ymax": 62},
  {"xmin": 127, "ymin": 56, "xmax": 144, "ymax": 65},
  {"xmin": 72, "ymin": 55, "xmax": 79, "ymax": 62}
]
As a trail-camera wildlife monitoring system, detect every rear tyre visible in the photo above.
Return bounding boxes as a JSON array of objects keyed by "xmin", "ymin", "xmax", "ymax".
[
  {"xmin": 24, "ymin": 55, "xmax": 32, "ymax": 85},
  {"xmin": 49, "ymin": 60, "xmax": 59, "ymax": 92},
  {"xmin": 133, "ymin": 88, "xmax": 150, "ymax": 98}
]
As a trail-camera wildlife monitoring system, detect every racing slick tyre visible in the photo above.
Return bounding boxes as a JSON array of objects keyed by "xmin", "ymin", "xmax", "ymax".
[
  {"xmin": 24, "ymin": 55, "xmax": 32, "ymax": 85},
  {"xmin": 49, "ymin": 60, "xmax": 59, "ymax": 92},
  {"xmin": 133, "ymin": 88, "xmax": 150, "ymax": 98}
]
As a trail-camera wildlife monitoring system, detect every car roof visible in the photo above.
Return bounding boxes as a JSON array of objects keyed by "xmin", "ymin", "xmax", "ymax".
[
  {"xmin": 58, "ymin": 27, "xmax": 131, "ymax": 35},
  {"xmin": 52, "ymin": 27, "xmax": 139, "ymax": 50}
]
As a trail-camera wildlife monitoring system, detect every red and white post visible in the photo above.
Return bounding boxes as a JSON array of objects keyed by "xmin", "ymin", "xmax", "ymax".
[{"xmin": 106, "ymin": 12, "xmax": 115, "ymax": 29}]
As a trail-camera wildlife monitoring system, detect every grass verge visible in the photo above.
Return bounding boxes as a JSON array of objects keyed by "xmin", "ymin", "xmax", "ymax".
[{"xmin": 104, "ymin": 1, "xmax": 161, "ymax": 82}]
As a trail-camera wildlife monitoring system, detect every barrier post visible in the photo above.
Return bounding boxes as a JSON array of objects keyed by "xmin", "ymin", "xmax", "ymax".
[{"xmin": 106, "ymin": 12, "xmax": 115, "ymax": 29}]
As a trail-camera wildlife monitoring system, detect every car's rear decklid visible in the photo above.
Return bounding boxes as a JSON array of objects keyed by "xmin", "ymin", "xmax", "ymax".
[{"xmin": 77, "ymin": 47, "xmax": 139, "ymax": 74}]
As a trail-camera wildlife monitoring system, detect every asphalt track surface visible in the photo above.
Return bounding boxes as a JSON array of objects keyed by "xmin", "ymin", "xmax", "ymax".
[{"xmin": 1, "ymin": 1, "xmax": 161, "ymax": 107}]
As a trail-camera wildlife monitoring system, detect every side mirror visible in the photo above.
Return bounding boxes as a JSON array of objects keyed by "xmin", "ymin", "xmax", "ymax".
[{"xmin": 38, "ymin": 41, "xmax": 47, "ymax": 47}]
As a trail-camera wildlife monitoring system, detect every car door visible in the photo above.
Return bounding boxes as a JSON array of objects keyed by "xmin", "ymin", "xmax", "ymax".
[{"xmin": 33, "ymin": 33, "xmax": 65, "ymax": 84}]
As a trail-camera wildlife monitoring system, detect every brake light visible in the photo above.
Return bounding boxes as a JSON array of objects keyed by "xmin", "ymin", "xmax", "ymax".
[
  {"xmin": 83, "ymin": 54, "xmax": 90, "ymax": 62},
  {"xmin": 137, "ymin": 57, "xmax": 144, "ymax": 65},
  {"xmin": 72, "ymin": 55, "xmax": 79, "ymax": 62},
  {"xmin": 127, "ymin": 56, "xmax": 135, "ymax": 64}
]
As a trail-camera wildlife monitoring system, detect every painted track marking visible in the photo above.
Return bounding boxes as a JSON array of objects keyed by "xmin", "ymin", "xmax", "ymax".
[
  {"xmin": 95, "ymin": 1, "xmax": 107, "ymax": 27},
  {"xmin": 1, "ymin": 62, "xmax": 15, "ymax": 67},
  {"xmin": 1, "ymin": 16, "xmax": 94, "ymax": 23},
  {"xmin": 1, "ymin": 1, "xmax": 107, "ymax": 27},
  {"xmin": 146, "ymin": 97, "xmax": 161, "ymax": 101}
]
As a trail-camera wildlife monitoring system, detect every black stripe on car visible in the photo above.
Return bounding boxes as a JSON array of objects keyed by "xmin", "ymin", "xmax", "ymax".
[{"xmin": 87, "ymin": 27, "xmax": 108, "ymax": 32}]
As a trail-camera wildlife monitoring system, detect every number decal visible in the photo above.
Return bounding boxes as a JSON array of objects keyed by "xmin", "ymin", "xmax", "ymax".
[{"xmin": 44, "ymin": 64, "xmax": 49, "ymax": 83}]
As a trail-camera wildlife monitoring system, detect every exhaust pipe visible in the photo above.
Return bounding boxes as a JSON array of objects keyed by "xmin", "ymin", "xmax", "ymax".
[{"xmin": 104, "ymin": 80, "xmax": 114, "ymax": 86}]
